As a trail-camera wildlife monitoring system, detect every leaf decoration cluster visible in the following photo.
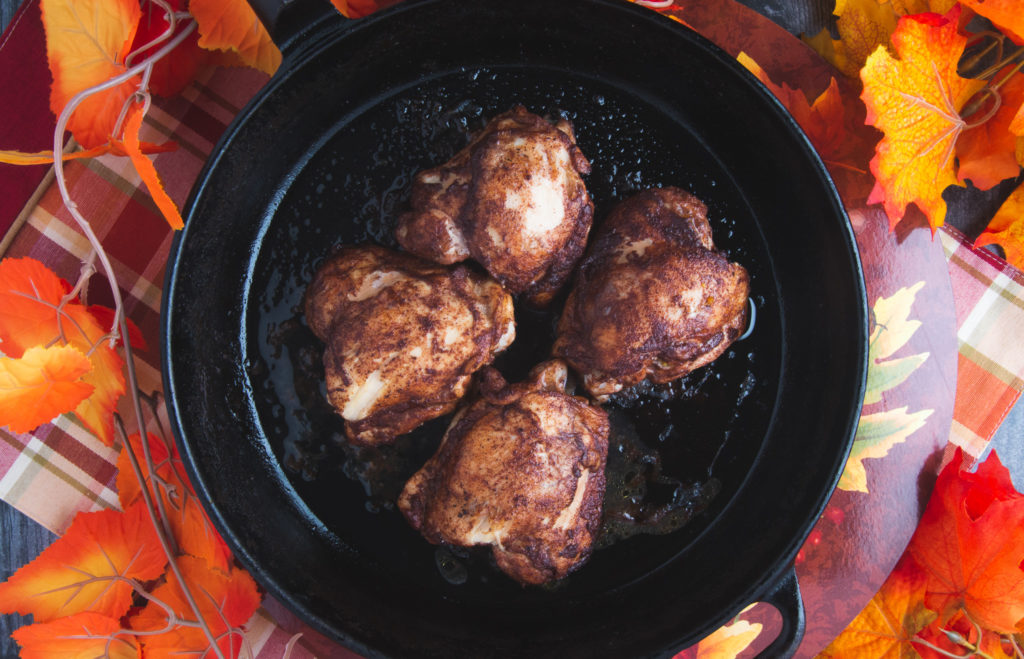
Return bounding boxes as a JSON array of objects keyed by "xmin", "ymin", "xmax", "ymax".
[
  {"xmin": 822, "ymin": 449, "xmax": 1024, "ymax": 657},
  {"xmin": 0, "ymin": 430, "xmax": 261, "ymax": 657},
  {"xmin": 0, "ymin": 257, "xmax": 140, "ymax": 445},
  {"xmin": 804, "ymin": 0, "xmax": 1024, "ymax": 262}
]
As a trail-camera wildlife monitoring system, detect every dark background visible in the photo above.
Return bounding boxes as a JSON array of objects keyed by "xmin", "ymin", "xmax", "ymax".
[{"xmin": 0, "ymin": 0, "xmax": 1021, "ymax": 657}]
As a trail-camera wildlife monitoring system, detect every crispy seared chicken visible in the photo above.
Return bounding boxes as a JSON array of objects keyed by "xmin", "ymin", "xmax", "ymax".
[
  {"xmin": 398, "ymin": 360, "xmax": 609, "ymax": 585},
  {"xmin": 553, "ymin": 187, "xmax": 750, "ymax": 401},
  {"xmin": 395, "ymin": 106, "xmax": 594, "ymax": 306},
  {"xmin": 304, "ymin": 245, "xmax": 515, "ymax": 446}
]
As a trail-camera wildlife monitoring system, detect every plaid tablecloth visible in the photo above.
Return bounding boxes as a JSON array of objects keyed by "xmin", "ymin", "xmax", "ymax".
[{"xmin": 2, "ymin": 0, "xmax": 1023, "ymax": 656}]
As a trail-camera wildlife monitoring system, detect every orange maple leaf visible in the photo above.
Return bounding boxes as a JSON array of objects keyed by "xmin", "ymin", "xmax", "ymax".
[
  {"xmin": 131, "ymin": 555, "xmax": 261, "ymax": 659},
  {"xmin": 0, "ymin": 257, "xmax": 75, "ymax": 355},
  {"xmin": 40, "ymin": 0, "xmax": 142, "ymax": 149},
  {"xmin": 0, "ymin": 345, "xmax": 94, "ymax": 434},
  {"xmin": 189, "ymin": 0, "xmax": 281, "ymax": 75},
  {"xmin": 908, "ymin": 449, "xmax": 1024, "ymax": 634},
  {"xmin": 958, "ymin": 0, "xmax": 1024, "ymax": 45},
  {"xmin": 819, "ymin": 553, "xmax": 937, "ymax": 657},
  {"xmin": 0, "ymin": 257, "xmax": 127, "ymax": 444},
  {"xmin": 11, "ymin": 611, "xmax": 139, "ymax": 659},
  {"xmin": 123, "ymin": 103, "xmax": 184, "ymax": 230},
  {"xmin": 117, "ymin": 432, "xmax": 232, "ymax": 573},
  {"xmin": 0, "ymin": 500, "xmax": 167, "ymax": 622},
  {"xmin": 976, "ymin": 180, "xmax": 1024, "ymax": 269},
  {"xmin": 860, "ymin": 8, "xmax": 987, "ymax": 232},
  {"xmin": 956, "ymin": 66, "xmax": 1024, "ymax": 190}
]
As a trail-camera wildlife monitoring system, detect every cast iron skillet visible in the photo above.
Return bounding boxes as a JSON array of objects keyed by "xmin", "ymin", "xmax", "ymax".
[{"xmin": 162, "ymin": 0, "xmax": 868, "ymax": 656}]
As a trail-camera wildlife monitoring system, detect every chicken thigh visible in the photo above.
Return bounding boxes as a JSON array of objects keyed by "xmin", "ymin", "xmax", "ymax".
[
  {"xmin": 304, "ymin": 245, "xmax": 515, "ymax": 446},
  {"xmin": 398, "ymin": 360, "xmax": 609, "ymax": 585},
  {"xmin": 553, "ymin": 187, "xmax": 750, "ymax": 401},
  {"xmin": 395, "ymin": 105, "xmax": 594, "ymax": 306}
]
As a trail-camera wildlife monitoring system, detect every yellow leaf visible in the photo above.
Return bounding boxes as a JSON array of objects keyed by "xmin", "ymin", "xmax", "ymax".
[
  {"xmin": 0, "ymin": 345, "xmax": 94, "ymax": 434},
  {"xmin": 841, "ymin": 406, "xmax": 933, "ymax": 492},
  {"xmin": 40, "ymin": 0, "xmax": 142, "ymax": 148},
  {"xmin": 861, "ymin": 8, "xmax": 987, "ymax": 231},
  {"xmin": 695, "ymin": 617, "xmax": 763, "ymax": 658}
]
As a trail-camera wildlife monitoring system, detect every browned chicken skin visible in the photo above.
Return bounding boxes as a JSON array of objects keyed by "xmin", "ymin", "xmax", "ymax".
[
  {"xmin": 553, "ymin": 187, "xmax": 750, "ymax": 401},
  {"xmin": 304, "ymin": 245, "xmax": 515, "ymax": 446},
  {"xmin": 398, "ymin": 360, "xmax": 609, "ymax": 585},
  {"xmin": 395, "ymin": 106, "xmax": 594, "ymax": 306}
]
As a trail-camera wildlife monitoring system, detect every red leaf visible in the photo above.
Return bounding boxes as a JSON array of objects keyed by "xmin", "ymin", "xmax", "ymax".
[
  {"xmin": 130, "ymin": 0, "xmax": 209, "ymax": 97},
  {"xmin": 908, "ymin": 449, "xmax": 1024, "ymax": 633}
]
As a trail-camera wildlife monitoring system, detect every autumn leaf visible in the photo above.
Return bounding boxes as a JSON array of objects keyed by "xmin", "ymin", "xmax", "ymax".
[
  {"xmin": 0, "ymin": 257, "xmax": 127, "ymax": 444},
  {"xmin": 908, "ymin": 449, "xmax": 1024, "ymax": 633},
  {"xmin": 820, "ymin": 553, "xmax": 936, "ymax": 657},
  {"xmin": 0, "ymin": 345, "xmax": 94, "ymax": 434},
  {"xmin": 12, "ymin": 611, "xmax": 139, "ymax": 659},
  {"xmin": 975, "ymin": 181, "xmax": 1024, "ymax": 268},
  {"xmin": 0, "ymin": 257, "xmax": 74, "ymax": 355},
  {"xmin": 864, "ymin": 282, "xmax": 929, "ymax": 405},
  {"xmin": 842, "ymin": 407, "xmax": 933, "ymax": 493},
  {"xmin": 0, "ymin": 501, "xmax": 166, "ymax": 622},
  {"xmin": 956, "ymin": 66, "xmax": 1024, "ymax": 190},
  {"xmin": 737, "ymin": 52, "xmax": 875, "ymax": 204},
  {"xmin": 41, "ymin": 0, "xmax": 142, "ymax": 149},
  {"xmin": 694, "ymin": 617, "xmax": 762, "ymax": 658},
  {"xmin": 131, "ymin": 555, "xmax": 261, "ymax": 659},
  {"xmin": 958, "ymin": 0, "xmax": 1024, "ymax": 45},
  {"xmin": 117, "ymin": 432, "xmax": 232, "ymax": 573},
  {"xmin": 861, "ymin": 7, "xmax": 987, "ymax": 231},
  {"xmin": 131, "ymin": 0, "xmax": 208, "ymax": 98},
  {"xmin": 805, "ymin": 0, "xmax": 899, "ymax": 78},
  {"xmin": 915, "ymin": 608, "xmax": 1016, "ymax": 659},
  {"xmin": 123, "ymin": 103, "xmax": 184, "ymax": 230},
  {"xmin": 839, "ymin": 283, "xmax": 932, "ymax": 493},
  {"xmin": 189, "ymin": 0, "xmax": 281, "ymax": 75}
]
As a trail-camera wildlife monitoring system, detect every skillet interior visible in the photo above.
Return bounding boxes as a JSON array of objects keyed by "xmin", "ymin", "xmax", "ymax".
[{"xmin": 162, "ymin": 0, "xmax": 867, "ymax": 656}]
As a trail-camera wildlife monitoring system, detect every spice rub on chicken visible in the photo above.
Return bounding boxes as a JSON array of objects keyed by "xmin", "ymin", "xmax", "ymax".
[
  {"xmin": 304, "ymin": 245, "xmax": 515, "ymax": 446},
  {"xmin": 398, "ymin": 360, "xmax": 609, "ymax": 585},
  {"xmin": 395, "ymin": 105, "xmax": 594, "ymax": 307},
  {"xmin": 553, "ymin": 187, "xmax": 750, "ymax": 401}
]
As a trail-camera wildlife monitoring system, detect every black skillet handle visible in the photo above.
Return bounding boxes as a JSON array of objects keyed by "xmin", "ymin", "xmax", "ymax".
[
  {"xmin": 755, "ymin": 568, "xmax": 806, "ymax": 658},
  {"xmin": 249, "ymin": 0, "xmax": 346, "ymax": 55}
]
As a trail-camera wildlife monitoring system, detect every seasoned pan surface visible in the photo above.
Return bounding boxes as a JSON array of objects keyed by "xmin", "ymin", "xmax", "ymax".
[{"xmin": 162, "ymin": 0, "xmax": 867, "ymax": 656}]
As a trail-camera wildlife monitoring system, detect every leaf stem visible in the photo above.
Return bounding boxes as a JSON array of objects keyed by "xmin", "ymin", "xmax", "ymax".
[{"xmin": 975, "ymin": 45, "xmax": 1024, "ymax": 82}]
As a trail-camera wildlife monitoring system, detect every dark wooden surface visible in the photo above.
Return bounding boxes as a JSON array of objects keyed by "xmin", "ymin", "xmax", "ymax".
[{"xmin": 0, "ymin": 0, "xmax": 1021, "ymax": 657}]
